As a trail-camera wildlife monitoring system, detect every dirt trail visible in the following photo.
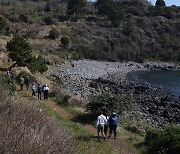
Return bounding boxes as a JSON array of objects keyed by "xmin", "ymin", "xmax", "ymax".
[{"xmin": 17, "ymin": 86, "xmax": 134, "ymax": 154}]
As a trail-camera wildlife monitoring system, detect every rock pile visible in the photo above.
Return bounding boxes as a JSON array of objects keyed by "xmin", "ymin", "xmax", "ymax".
[{"xmin": 53, "ymin": 60, "xmax": 180, "ymax": 127}]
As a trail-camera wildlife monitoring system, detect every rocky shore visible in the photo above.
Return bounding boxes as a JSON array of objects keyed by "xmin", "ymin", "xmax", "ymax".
[{"xmin": 53, "ymin": 60, "xmax": 180, "ymax": 127}]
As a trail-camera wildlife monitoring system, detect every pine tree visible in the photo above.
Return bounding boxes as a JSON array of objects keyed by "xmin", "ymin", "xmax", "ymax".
[
  {"xmin": 6, "ymin": 36, "xmax": 48, "ymax": 73},
  {"xmin": 155, "ymin": 0, "xmax": 166, "ymax": 7},
  {"xmin": 67, "ymin": 0, "xmax": 87, "ymax": 18},
  {"xmin": 6, "ymin": 36, "xmax": 33, "ymax": 67}
]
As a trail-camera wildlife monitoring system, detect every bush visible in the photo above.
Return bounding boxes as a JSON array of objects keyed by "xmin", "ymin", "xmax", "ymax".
[
  {"xmin": 61, "ymin": 36, "xmax": 71, "ymax": 48},
  {"xmin": 86, "ymin": 92, "xmax": 134, "ymax": 116},
  {"xmin": 48, "ymin": 28, "xmax": 59, "ymax": 40},
  {"xmin": 58, "ymin": 15, "xmax": 70, "ymax": 22},
  {"xmin": 19, "ymin": 14, "xmax": 29, "ymax": 23},
  {"xmin": 144, "ymin": 126, "xmax": 180, "ymax": 154},
  {"xmin": 0, "ymin": 73, "xmax": 16, "ymax": 94},
  {"xmin": 0, "ymin": 16, "xmax": 7, "ymax": 34},
  {"xmin": 68, "ymin": 96, "xmax": 85, "ymax": 107},
  {"xmin": 44, "ymin": 16, "xmax": 54, "ymax": 25},
  {"xmin": 28, "ymin": 56, "xmax": 48, "ymax": 73}
]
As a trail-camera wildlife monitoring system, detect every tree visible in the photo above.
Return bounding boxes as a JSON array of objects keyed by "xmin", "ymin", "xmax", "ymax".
[
  {"xmin": 95, "ymin": 0, "xmax": 123, "ymax": 27},
  {"xmin": 155, "ymin": 0, "xmax": 166, "ymax": 7},
  {"xmin": 67, "ymin": 0, "xmax": 87, "ymax": 18},
  {"xmin": 6, "ymin": 36, "xmax": 33, "ymax": 67},
  {"xmin": 6, "ymin": 36, "xmax": 47, "ymax": 73}
]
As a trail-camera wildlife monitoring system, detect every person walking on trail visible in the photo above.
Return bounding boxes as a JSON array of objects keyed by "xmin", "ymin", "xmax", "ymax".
[
  {"xmin": 44, "ymin": 84, "xmax": 49, "ymax": 100},
  {"xmin": 7, "ymin": 70, "xmax": 11, "ymax": 78},
  {"xmin": 109, "ymin": 112, "xmax": 118, "ymax": 139},
  {"xmin": 104, "ymin": 112, "xmax": 109, "ymax": 138},
  {"xmin": 11, "ymin": 70, "xmax": 15, "ymax": 79},
  {"xmin": 37, "ymin": 83, "xmax": 43, "ymax": 100},
  {"xmin": 32, "ymin": 82, "xmax": 36, "ymax": 97},
  {"xmin": 96, "ymin": 111, "xmax": 107, "ymax": 141},
  {"xmin": 20, "ymin": 76, "xmax": 25, "ymax": 91},
  {"xmin": 25, "ymin": 76, "xmax": 30, "ymax": 90}
]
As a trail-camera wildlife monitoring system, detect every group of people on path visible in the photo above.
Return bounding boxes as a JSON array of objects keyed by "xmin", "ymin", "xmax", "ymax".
[
  {"xmin": 20, "ymin": 76, "xmax": 49, "ymax": 100},
  {"xmin": 96, "ymin": 111, "xmax": 118, "ymax": 141}
]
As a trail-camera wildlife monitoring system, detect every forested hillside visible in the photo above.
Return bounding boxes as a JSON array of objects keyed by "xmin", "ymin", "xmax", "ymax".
[{"xmin": 0, "ymin": 0, "xmax": 179, "ymax": 65}]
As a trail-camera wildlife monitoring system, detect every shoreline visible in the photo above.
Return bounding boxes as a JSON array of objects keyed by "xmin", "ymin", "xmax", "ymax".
[{"xmin": 53, "ymin": 60, "xmax": 180, "ymax": 127}]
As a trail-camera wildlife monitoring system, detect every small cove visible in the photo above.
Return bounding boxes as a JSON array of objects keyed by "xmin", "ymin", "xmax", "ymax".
[{"xmin": 130, "ymin": 70, "xmax": 180, "ymax": 99}]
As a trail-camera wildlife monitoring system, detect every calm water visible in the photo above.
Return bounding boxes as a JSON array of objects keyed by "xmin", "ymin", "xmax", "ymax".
[{"xmin": 131, "ymin": 71, "xmax": 180, "ymax": 98}]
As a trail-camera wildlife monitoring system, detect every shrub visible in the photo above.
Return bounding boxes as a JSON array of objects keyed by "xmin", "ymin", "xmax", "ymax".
[
  {"xmin": 61, "ymin": 36, "xmax": 71, "ymax": 48},
  {"xmin": 19, "ymin": 14, "xmax": 29, "ymax": 23},
  {"xmin": 68, "ymin": 96, "xmax": 85, "ymax": 107},
  {"xmin": 44, "ymin": 16, "xmax": 54, "ymax": 25},
  {"xmin": 28, "ymin": 56, "xmax": 48, "ymax": 73},
  {"xmin": 58, "ymin": 15, "xmax": 70, "ymax": 22},
  {"xmin": 0, "ymin": 73, "xmax": 16, "ymax": 94},
  {"xmin": 144, "ymin": 126, "xmax": 180, "ymax": 154},
  {"xmin": 0, "ymin": 16, "xmax": 7, "ymax": 34},
  {"xmin": 48, "ymin": 28, "xmax": 59, "ymax": 40},
  {"xmin": 86, "ymin": 92, "xmax": 134, "ymax": 116}
]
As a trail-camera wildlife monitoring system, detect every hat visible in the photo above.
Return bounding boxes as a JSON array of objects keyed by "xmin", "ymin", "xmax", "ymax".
[{"xmin": 112, "ymin": 112, "xmax": 116, "ymax": 115}]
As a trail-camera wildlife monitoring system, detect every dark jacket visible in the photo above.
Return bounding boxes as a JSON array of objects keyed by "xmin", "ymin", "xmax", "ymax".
[{"xmin": 109, "ymin": 115, "xmax": 118, "ymax": 126}]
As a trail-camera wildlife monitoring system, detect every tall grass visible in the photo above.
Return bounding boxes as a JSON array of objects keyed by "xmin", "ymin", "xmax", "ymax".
[{"xmin": 0, "ymin": 84, "xmax": 75, "ymax": 154}]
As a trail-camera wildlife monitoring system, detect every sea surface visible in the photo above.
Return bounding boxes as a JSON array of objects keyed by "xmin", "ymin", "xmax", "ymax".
[{"xmin": 131, "ymin": 71, "xmax": 180, "ymax": 99}]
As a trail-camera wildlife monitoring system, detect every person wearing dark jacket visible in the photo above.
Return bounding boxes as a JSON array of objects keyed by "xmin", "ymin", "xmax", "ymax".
[
  {"xmin": 25, "ymin": 76, "xmax": 30, "ymax": 90},
  {"xmin": 37, "ymin": 83, "xmax": 43, "ymax": 100},
  {"xmin": 108, "ymin": 112, "xmax": 118, "ymax": 139}
]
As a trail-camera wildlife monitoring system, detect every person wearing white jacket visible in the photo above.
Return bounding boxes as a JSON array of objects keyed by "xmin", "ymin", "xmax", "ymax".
[
  {"xmin": 96, "ymin": 111, "xmax": 107, "ymax": 141},
  {"xmin": 44, "ymin": 84, "xmax": 49, "ymax": 100}
]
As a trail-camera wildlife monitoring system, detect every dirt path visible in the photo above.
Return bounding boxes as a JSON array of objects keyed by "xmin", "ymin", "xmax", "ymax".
[{"xmin": 17, "ymin": 86, "xmax": 134, "ymax": 154}]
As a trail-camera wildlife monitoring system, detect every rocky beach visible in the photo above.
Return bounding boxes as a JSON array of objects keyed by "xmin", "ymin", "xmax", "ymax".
[{"xmin": 54, "ymin": 60, "xmax": 180, "ymax": 127}]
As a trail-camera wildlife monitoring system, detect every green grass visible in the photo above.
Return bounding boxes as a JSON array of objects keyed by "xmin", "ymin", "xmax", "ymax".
[
  {"xmin": 41, "ymin": 103, "xmax": 114, "ymax": 154},
  {"xmin": 119, "ymin": 127, "xmax": 145, "ymax": 153}
]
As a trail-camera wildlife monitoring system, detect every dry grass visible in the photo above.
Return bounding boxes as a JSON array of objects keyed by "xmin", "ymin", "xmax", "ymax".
[
  {"xmin": 0, "ymin": 85, "xmax": 75, "ymax": 154},
  {"xmin": 68, "ymin": 96, "xmax": 86, "ymax": 107}
]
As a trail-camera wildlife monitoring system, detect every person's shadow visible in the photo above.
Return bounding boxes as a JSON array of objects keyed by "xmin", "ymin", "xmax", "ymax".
[
  {"xmin": 71, "ymin": 113, "xmax": 96, "ymax": 125},
  {"xmin": 75, "ymin": 135, "xmax": 98, "ymax": 142}
]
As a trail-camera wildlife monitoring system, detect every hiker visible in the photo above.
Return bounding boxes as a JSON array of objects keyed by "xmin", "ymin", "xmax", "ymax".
[
  {"xmin": 96, "ymin": 111, "xmax": 107, "ymax": 141},
  {"xmin": 104, "ymin": 112, "xmax": 109, "ymax": 138},
  {"xmin": 20, "ymin": 76, "xmax": 25, "ymax": 91},
  {"xmin": 37, "ymin": 83, "xmax": 43, "ymax": 100},
  {"xmin": 109, "ymin": 112, "xmax": 118, "ymax": 139},
  {"xmin": 32, "ymin": 82, "xmax": 36, "ymax": 96},
  {"xmin": 44, "ymin": 84, "xmax": 49, "ymax": 100},
  {"xmin": 7, "ymin": 71, "xmax": 11, "ymax": 78},
  {"xmin": 10, "ymin": 70, "xmax": 15, "ymax": 79},
  {"xmin": 25, "ymin": 76, "xmax": 30, "ymax": 90}
]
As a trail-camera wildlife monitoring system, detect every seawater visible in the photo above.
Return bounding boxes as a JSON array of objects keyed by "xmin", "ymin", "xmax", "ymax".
[{"xmin": 131, "ymin": 71, "xmax": 180, "ymax": 99}]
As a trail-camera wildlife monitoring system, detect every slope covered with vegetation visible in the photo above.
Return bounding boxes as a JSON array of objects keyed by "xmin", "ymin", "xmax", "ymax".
[{"xmin": 0, "ymin": 0, "xmax": 179, "ymax": 65}]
